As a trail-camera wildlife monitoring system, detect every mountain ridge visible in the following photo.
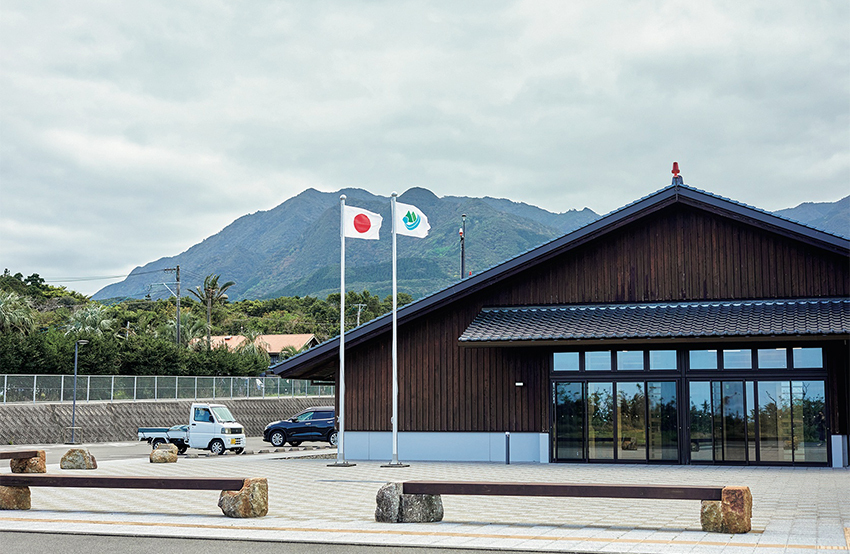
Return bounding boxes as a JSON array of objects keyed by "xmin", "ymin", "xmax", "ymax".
[{"xmin": 92, "ymin": 189, "xmax": 848, "ymax": 302}]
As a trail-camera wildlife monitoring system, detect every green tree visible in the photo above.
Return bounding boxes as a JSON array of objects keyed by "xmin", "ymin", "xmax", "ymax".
[
  {"xmin": 188, "ymin": 274, "xmax": 235, "ymax": 349},
  {"xmin": 0, "ymin": 291, "xmax": 36, "ymax": 335},
  {"xmin": 64, "ymin": 304, "xmax": 116, "ymax": 337}
]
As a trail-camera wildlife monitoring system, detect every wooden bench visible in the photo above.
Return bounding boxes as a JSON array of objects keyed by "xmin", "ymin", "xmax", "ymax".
[
  {"xmin": 0, "ymin": 474, "xmax": 269, "ymax": 518},
  {"xmin": 0, "ymin": 450, "xmax": 42, "ymax": 460},
  {"xmin": 376, "ymin": 481, "xmax": 752, "ymax": 533}
]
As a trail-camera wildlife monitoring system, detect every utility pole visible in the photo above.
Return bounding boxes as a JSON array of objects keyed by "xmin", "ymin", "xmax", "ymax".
[{"xmin": 459, "ymin": 214, "xmax": 467, "ymax": 279}]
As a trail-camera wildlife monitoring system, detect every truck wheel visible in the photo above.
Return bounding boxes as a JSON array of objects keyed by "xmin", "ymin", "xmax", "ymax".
[
  {"xmin": 209, "ymin": 439, "xmax": 225, "ymax": 455},
  {"xmin": 151, "ymin": 438, "xmax": 166, "ymax": 450},
  {"xmin": 269, "ymin": 430, "xmax": 286, "ymax": 448}
]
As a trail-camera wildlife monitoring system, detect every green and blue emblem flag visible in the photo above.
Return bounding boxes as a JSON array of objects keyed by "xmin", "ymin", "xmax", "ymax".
[
  {"xmin": 343, "ymin": 205, "xmax": 382, "ymax": 240},
  {"xmin": 394, "ymin": 201, "xmax": 430, "ymax": 238}
]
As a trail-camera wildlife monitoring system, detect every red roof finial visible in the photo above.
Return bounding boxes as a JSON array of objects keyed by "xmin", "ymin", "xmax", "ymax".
[{"xmin": 672, "ymin": 162, "xmax": 680, "ymax": 177}]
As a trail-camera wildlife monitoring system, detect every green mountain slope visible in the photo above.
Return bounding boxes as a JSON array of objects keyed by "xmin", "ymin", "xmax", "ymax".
[
  {"xmin": 93, "ymin": 189, "xmax": 848, "ymax": 303},
  {"xmin": 92, "ymin": 187, "xmax": 599, "ymax": 302}
]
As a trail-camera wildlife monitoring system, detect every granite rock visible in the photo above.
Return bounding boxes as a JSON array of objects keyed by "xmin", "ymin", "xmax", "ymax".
[
  {"xmin": 60, "ymin": 448, "xmax": 97, "ymax": 470},
  {"xmin": 0, "ymin": 486, "xmax": 31, "ymax": 510},
  {"xmin": 722, "ymin": 486, "xmax": 752, "ymax": 534},
  {"xmin": 150, "ymin": 444, "xmax": 178, "ymax": 463},
  {"xmin": 10, "ymin": 451, "xmax": 46, "ymax": 473},
  {"xmin": 218, "ymin": 478, "xmax": 268, "ymax": 518},
  {"xmin": 700, "ymin": 500, "xmax": 723, "ymax": 532},
  {"xmin": 375, "ymin": 482, "xmax": 443, "ymax": 523}
]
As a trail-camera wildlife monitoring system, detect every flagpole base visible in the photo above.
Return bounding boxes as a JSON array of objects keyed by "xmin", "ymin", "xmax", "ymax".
[
  {"xmin": 380, "ymin": 462, "xmax": 410, "ymax": 468},
  {"xmin": 327, "ymin": 461, "xmax": 356, "ymax": 467}
]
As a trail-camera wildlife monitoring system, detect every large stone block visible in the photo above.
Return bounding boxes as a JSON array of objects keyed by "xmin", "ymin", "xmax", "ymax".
[
  {"xmin": 10, "ymin": 451, "xmax": 46, "ymax": 473},
  {"xmin": 375, "ymin": 483, "xmax": 403, "ymax": 522},
  {"xmin": 375, "ymin": 482, "xmax": 443, "ymax": 523},
  {"xmin": 218, "ymin": 478, "xmax": 268, "ymax": 518},
  {"xmin": 0, "ymin": 486, "xmax": 31, "ymax": 510},
  {"xmin": 700, "ymin": 500, "xmax": 723, "ymax": 532},
  {"xmin": 722, "ymin": 486, "xmax": 752, "ymax": 534},
  {"xmin": 150, "ymin": 444, "xmax": 178, "ymax": 463},
  {"xmin": 60, "ymin": 448, "xmax": 97, "ymax": 470}
]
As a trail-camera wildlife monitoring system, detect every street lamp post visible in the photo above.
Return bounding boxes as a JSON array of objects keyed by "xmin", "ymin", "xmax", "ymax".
[{"xmin": 71, "ymin": 339, "xmax": 88, "ymax": 444}]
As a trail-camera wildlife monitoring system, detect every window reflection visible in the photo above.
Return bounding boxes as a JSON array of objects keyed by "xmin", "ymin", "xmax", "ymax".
[{"xmin": 690, "ymin": 350, "xmax": 718, "ymax": 370}]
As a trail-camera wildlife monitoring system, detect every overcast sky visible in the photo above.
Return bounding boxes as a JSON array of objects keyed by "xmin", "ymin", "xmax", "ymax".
[{"xmin": 1, "ymin": 1, "xmax": 848, "ymax": 296}]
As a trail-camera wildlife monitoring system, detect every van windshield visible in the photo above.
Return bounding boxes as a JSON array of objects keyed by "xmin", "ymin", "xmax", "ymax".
[{"xmin": 211, "ymin": 406, "xmax": 236, "ymax": 423}]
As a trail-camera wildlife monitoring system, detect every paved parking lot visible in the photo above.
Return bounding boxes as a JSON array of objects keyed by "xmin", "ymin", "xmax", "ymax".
[{"xmin": 1, "ymin": 444, "xmax": 848, "ymax": 553}]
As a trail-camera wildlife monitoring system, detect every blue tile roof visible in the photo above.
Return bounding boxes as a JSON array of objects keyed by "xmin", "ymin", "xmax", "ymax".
[{"xmin": 459, "ymin": 298, "xmax": 850, "ymax": 343}]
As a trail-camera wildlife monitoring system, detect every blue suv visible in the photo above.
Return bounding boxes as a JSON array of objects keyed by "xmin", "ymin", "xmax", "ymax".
[{"xmin": 263, "ymin": 406, "xmax": 337, "ymax": 447}]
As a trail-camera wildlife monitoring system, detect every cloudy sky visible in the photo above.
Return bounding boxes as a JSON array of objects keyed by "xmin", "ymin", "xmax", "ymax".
[{"xmin": 1, "ymin": 1, "xmax": 848, "ymax": 296}]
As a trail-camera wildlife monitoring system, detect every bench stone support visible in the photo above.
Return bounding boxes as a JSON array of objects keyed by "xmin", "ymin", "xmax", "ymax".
[
  {"xmin": 701, "ymin": 486, "xmax": 752, "ymax": 533},
  {"xmin": 375, "ymin": 482, "xmax": 444, "ymax": 523},
  {"xmin": 0, "ymin": 486, "xmax": 31, "ymax": 510},
  {"xmin": 218, "ymin": 477, "xmax": 268, "ymax": 518},
  {"xmin": 10, "ymin": 451, "xmax": 46, "ymax": 474}
]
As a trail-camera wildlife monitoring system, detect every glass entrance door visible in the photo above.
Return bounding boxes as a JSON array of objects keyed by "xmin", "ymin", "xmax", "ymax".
[{"xmin": 552, "ymin": 380, "xmax": 678, "ymax": 462}]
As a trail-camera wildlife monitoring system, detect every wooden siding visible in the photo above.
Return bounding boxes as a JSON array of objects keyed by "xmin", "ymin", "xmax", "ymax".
[{"xmin": 342, "ymin": 205, "xmax": 849, "ymax": 433}]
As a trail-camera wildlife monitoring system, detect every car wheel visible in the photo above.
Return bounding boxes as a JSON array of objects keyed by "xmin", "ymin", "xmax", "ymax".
[
  {"xmin": 288, "ymin": 441, "xmax": 302, "ymax": 447},
  {"xmin": 269, "ymin": 430, "xmax": 286, "ymax": 447},
  {"xmin": 151, "ymin": 438, "xmax": 166, "ymax": 450},
  {"xmin": 328, "ymin": 431, "xmax": 338, "ymax": 447},
  {"xmin": 209, "ymin": 439, "xmax": 225, "ymax": 455},
  {"xmin": 233, "ymin": 448, "xmax": 244, "ymax": 455}
]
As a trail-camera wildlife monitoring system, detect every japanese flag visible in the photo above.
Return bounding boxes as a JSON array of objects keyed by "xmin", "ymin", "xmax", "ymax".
[{"xmin": 343, "ymin": 205, "xmax": 382, "ymax": 240}]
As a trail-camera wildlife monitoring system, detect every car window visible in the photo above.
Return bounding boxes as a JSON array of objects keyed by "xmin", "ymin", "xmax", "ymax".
[
  {"xmin": 294, "ymin": 411, "xmax": 314, "ymax": 422},
  {"xmin": 194, "ymin": 408, "xmax": 213, "ymax": 422},
  {"xmin": 315, "ymin": 411, "xmax": 333, "ymax": 420}
]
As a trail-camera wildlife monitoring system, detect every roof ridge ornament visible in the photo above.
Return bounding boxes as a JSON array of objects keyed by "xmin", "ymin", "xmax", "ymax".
[{"xmin": 672, "ymin": 162, "xmax": 684, "ymax": 186}]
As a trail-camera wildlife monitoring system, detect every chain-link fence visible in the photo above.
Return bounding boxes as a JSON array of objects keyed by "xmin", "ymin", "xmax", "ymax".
[{"xmin": 0, "ymin": 374, "xmax": 334, "ymax": 404}]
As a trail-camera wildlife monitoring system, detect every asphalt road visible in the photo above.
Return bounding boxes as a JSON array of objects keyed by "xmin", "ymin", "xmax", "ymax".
[
  {"xmin": 1, "ymin": 533, "xmax": 555, "ymax": 554},
  {"xmin": 2, "ymin": 436, "xmax": 329, "ymax": 462}
]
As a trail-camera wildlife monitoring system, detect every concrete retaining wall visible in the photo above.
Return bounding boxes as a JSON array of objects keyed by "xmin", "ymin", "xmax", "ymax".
[{"xmin": 0, "ymin": 396, "xmax": 334, "ymax": 445}]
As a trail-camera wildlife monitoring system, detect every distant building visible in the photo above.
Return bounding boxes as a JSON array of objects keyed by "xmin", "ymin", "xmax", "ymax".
[
  {"xmin": 194, "ymin": 334, "xmax": 320, "ymax": 365},
  {"xmin": 271, "ymin": 183, "xmax": 849, "ymax": 466}
]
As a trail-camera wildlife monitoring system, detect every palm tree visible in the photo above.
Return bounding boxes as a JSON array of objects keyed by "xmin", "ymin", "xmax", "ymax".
[
  {"xmin": 188, "ymin": 274, "xmax": 235, "ymax": 348},
  {"xmin": 64, "ymin": 304, "xmax": 115, "ymax": 336},
  {"xmin": 0, "ymin": 291, "xmax": 36, "ymax": 335}
]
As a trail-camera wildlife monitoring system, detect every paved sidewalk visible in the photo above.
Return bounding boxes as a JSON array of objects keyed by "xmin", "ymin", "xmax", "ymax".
[{"xmin": 1, "ymin": 450, "xmax": 848, "ymax": 553}]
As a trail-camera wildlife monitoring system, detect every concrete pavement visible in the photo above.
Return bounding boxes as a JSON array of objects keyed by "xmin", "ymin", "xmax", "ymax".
[{"xmin": 1, "ymin": 443, "xmax": 848, "ymax": 553}]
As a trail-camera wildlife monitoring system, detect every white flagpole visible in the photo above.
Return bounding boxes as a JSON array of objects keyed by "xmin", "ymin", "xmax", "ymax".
[
  {"xmin": 391, "ymin": 192, "xmax": 399, "ymax": 464},
  {"xmin": 383, "ymin": 192, "xmax": 408, "ymax": 468},
  {"xmin": 330, "ymin": 194, "xmax": 352, "ymax": 466}
]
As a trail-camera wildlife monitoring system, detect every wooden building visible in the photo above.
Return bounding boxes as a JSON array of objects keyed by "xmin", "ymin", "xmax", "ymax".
[{"xmin": 271, "ymin": 183, "xmax": 850, "ymax": 466}]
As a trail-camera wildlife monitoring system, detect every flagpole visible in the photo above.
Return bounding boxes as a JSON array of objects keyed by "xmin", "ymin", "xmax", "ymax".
[
  {"xmin": 329, "ymin": 194, "xmax": 353, "ymax": 467},
  {"xmin": 382, "ymin": 192, "xmax": 407, "ymax": 468}
]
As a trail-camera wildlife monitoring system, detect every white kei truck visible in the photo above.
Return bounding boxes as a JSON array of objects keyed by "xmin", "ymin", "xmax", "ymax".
[{"xmin": 137, "ymin": 403, "xmax": 246, "ymax": 455}]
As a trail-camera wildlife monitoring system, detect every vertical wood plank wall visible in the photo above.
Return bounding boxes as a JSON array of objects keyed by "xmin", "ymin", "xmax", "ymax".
[{"xmin": 345, "ymin": 205, "xmax": 850, "ymax": 432}]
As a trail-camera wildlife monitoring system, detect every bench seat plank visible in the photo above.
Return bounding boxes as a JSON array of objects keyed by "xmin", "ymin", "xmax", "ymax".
[
  {"xmin": 402, "ymin": 481, "xmax": 722, "ymax": 501},
  {"xmin": 0, "ymin": 451, "xmax": 41, "ymax": 460},
  {"xmin": 0, "ymin": 474, "xmax": 244, "ymax": 491}
]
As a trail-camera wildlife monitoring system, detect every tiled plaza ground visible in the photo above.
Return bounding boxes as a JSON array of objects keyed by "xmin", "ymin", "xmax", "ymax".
[{"xmin": 1, "ymin": 449, "xmax": 848, "ymax": 553}]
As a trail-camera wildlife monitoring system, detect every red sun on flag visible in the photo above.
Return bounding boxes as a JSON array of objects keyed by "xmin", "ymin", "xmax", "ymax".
[{"xmin": 353, "ymin": 214, "xmax": 372, "ymax": 233}]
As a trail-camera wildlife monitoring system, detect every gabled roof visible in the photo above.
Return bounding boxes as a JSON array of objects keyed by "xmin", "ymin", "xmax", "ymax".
[
  {"xmin": 459, "ymin": 298, "xmax": 850, "ymax": 345},
  {"xmin": 270, "ymin": 184, "xmax": 850, "ymax": 378}
]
